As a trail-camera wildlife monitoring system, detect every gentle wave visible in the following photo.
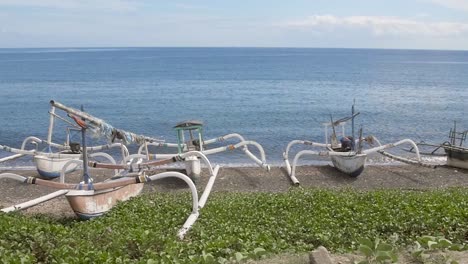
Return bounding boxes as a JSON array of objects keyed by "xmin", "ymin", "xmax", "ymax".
[{"xmin": 402, "ymin": 61, "xmax": 468, "ymax": 64}]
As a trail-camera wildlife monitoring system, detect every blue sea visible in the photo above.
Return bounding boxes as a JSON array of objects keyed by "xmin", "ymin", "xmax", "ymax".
[{"xmin": 0, "ymin": 47, "xmax": 467, "ymax": 168}]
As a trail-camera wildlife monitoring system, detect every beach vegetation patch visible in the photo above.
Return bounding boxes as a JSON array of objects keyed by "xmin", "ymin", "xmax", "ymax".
[{"xmin": 0, "ymin": 188, "xmax": 467, "ymax": 263}]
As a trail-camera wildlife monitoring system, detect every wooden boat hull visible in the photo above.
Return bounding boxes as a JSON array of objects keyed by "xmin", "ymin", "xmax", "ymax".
[
  {"xmin": 330, "ymin": 154, "xmax": 367, "ymax": 177},
  {"xmin": 65, "ymin": 183, "xmax": 144, "ymax": 219},
  {"xmin": 444, "ymin": 147, "xmax": 468, "ymax": 169},
  {"xmin": 34, "ymin": 152, "xmax": 81, "ymax": 179}
]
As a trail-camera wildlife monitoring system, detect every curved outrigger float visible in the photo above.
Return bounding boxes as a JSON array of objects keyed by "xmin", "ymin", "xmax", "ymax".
[
  {"xmin": 0, "ymin": 110, "xmax": 222, "ymax": 239},
  {"xmin": 283, "ymin": 104, "xmax": 432, "ymax": 185}
]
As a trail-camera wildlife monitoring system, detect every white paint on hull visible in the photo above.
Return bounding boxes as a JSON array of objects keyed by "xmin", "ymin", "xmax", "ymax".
[
  {"xmin": 447, "ymin": 157, "xmax": 468, "ymax": 169},
  {"xmin": 330, "ymin": 154, "xmax": 367, "ymax": 176},
  {"xmin": 34, "ymin": 152, "xmax": 80, "ymax": 178}
]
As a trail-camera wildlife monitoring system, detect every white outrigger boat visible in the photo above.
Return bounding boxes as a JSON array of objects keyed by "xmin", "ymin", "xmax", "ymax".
[
  {"xmin": 1, "ymin": 100, "xmax": 269, "ymax": 181},
  {"xmin": 0, "ymin": 100, "xmax": 161, "ymax": 179},
  {"xmin": 135, "ymin": 120, "xmax": 270, "ymax": 181},
  {"xmin": 0, "ymin": 105, "xmax": 222, "ymax": 239},
  {"xmin": 283, "ymin": 104, "xmax": 429, "ymax": 185}
]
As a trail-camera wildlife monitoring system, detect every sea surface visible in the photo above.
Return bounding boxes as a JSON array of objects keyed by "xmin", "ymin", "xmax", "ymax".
[{"xmin": 0, "ymin": 47, "xmax": 467, "ymax": 168}]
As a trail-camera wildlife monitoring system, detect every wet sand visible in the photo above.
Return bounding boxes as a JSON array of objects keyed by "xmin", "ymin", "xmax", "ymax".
[{"xmin": 0, "ymin": 164, "xmax": 467, "ymax": 217}]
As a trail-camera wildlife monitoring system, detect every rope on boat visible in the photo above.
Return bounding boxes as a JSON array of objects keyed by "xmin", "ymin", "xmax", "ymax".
[
  {"xmin": 88, "ymin": 151, "xmax": 217, "ymax": 175},
  {"xmin": 50, "ymin": 100, "xmax": 164, "ymax": 145},
  {"xmin": 89, "ymin": 156, "xmax": 181, "ymax": 170}
]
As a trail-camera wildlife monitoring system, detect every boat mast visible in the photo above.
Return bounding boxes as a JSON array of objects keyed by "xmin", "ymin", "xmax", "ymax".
[
  {"xmin": 47, "ymin": 105, "xmax": 56, "ymax": 147},
  {"xmin": 80, "ymin": 105, "xmax": 90, "ymax": 184},
  {"xmin": 453, "ymin": 121, "xmax": 457, "ymax": 145},
  {"xmin": 330, "ymin": 114, "xmax": 338, "ymax": 148},
  {"xmin": 351, "ymin": 101, "xmax": 355, "ymax": 151}
]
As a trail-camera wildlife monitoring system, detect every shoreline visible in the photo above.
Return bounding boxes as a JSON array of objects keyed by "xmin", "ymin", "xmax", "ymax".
[{"xmin": 0, "ymin": 155, "xmax": 448, "ymax": 171}]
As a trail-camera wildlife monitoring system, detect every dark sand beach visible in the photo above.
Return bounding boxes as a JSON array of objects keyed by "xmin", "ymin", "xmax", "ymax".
[{"xmin": 1, "ymin": 164, "xmax": 467, "ymax": 218}]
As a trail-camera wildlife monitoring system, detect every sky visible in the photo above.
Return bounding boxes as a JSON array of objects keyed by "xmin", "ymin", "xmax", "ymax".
[{"xmin": 0, "ymin": 0, "xmax": 468, "ymax": 50}]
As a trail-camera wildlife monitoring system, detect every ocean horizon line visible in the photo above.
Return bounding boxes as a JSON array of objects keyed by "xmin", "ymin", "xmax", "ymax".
[{"xmin": 0, "ymin": 46, "xmax": 467, "ymax": 53}]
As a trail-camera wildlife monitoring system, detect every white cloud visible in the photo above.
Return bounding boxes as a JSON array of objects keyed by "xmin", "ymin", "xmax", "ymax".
[
  {"xmin": 175, "ymin": 4, "xmax": 208, "ymax": 10},
  {"xmin": 0, "ymin": 0, "xmax": 138, "ymax": 12},
  {"xmin": 428, "ymin": 0, "xmax": 468, "ymax": 12},
  {"xmin": 281, "ymin": 15, "xmax": 468, "ymax": 37}
]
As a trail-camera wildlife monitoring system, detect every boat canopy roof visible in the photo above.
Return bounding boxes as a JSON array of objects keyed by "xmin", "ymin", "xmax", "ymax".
[{"xmin": 174, "ymin": 120, "xmax": 204, "ymax": 129}]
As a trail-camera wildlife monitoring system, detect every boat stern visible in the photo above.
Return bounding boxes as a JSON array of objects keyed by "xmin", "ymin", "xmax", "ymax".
[
  {"xmin": 330, "ymin": 153, "xmax": 367, "ymax": 177},
  {"xmin": 444, "ymin": 147, "xmax": 468, "ymax": 170},
  {"xmin": 65, "ymin": 183, "xmax": 144, "ymax": 219}
]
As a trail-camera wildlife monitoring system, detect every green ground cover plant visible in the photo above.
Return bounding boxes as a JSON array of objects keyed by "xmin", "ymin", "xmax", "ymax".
[
  {"xmin": 0, "ymin": 188, "xmax": 467, "ymax": 263},
  {"xmin": 410, "ymin": 235, "xmax": 467, "ymax": 264},
  {"xmin": 356, "ymin": 237, "xmax": 399, "ymax": 263}
]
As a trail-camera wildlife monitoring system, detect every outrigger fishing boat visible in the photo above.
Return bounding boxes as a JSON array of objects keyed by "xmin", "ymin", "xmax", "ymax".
[
  {"xmin": 405, "ymin": 121, "xmax": 468, "ymax": 169},
  {"xmin": 0, "ymin": 100, "xmax": 161, "ymax": 179},
  {"xmin": 283, "ymin": 104, "xmax": 428, "ymax": 185},
  {"xmin": 1, "ymin": 100, "xmax": 270, "ymax": 181},
  {"xmin": 136, "ymin": 120, "xmax": 270, "ymax": 181},
  {"xmin": 0, "ymin": 104, "xmax": 222, "ymax": 239},
  {"xmin": 443, "ymin": 122, "xmax": 468, "ymax": 169},
  {"xmin": 406, "ymin": 122, "xmax": 468, "ymax": 169}
]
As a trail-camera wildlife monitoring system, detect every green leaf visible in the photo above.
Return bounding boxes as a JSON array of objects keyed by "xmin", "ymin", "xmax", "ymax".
[
  {"xmin": 358, "ymin": 245, "xmax": 373, "ymax": 257},
  {"xmin": 217, "ymin": 257, "xmax": 228, "ymax": 264},
  {"xmin": 411, "ymin": 250, "xmax": 422, "ymax": 258},
  {"xmin": 389, "ymin": 252, "xmax": 398, "ymax": 262},
  {"xmin": 428, "ymin": 241, "xmax": 438, "ymax": 249},
  {"xmin": 253, "ymin": 248, "xmax": 265, "ymax": 254},
  {"xmin": 359, "ymin": 238, "xmax": 374, "ymax": 249},
  {"xmin": 375, "ymin": 251, "xmax": 391, "ymax": 261},
  {"xmin": 253, "ymin": 247, "xmax": 267, "ymax": 257},
  {"xmin": 376, "ymin": 243, "xmax": 393, "ymax": 252},
  {"xmin": 235, "ymin": 252, "xmax": 244, "ymax": 262},
  {"xmin": 437, "ymin": 238, "xmax": 452, "ymax": 249},
  {"xmin": 419, "ymin": 236, "xmax": 436, "ymax": 245},
  {"xmin": 449, "ymin": 244, "xmax": 463, "ymax": 251},
  {"xmin": 413, "ymin": 241, "xmax": 422, "ymax": 251}
]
